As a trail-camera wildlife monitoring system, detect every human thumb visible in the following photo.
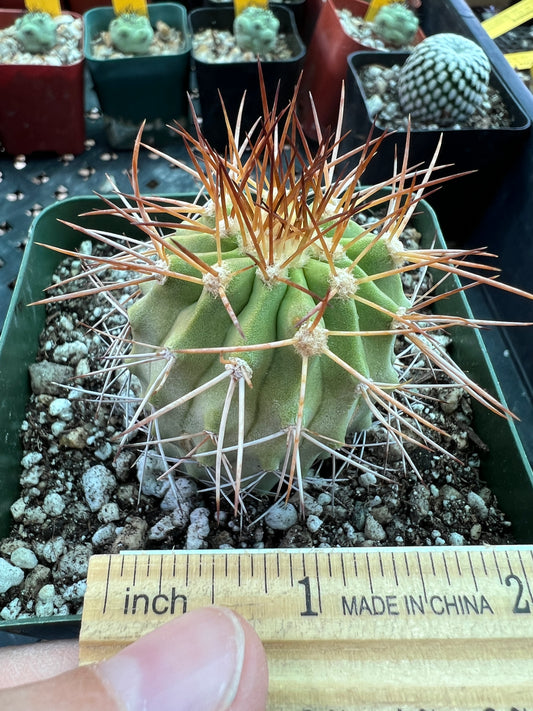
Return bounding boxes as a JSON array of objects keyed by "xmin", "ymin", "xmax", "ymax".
[{"xmin": 0, "ymin": 606, "xmax": 269, "ymax": 711}]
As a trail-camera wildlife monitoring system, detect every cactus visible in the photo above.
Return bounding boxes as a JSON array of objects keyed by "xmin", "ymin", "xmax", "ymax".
[
  {"xmin": 397, "ymin": 33, "xmax": 491, "ymax": 124},
  {"xmin": 372, "ymin": 2, "xmax": 419, "ymax": 48},
  {"xmin": 38, "ymin": 81, "xmax": 533, "ymax": 515},
  {"xmin": 14, "ymin": 12, "xmax": 57, "ymax": 54},
  {"xmin": 109, "ymin": 13, "xmax": 154, "ymax": 55},
  {"xmin": 233, "ymin": 6, "xmax": 280, "ymax": 56}
]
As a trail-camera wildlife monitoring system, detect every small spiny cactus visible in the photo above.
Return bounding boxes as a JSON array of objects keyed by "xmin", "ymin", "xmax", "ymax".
[
  {"xmin": 372, "ymin": 2, "xmax": 419, "ymax": 48},
  {"xmin": 109, "ymin": 13, "xmax": 154, "ymax": 55},
  {"xmin": 233, "ymin": 6, "xmax": 280, "ymax": 56},
  {"xmin": 37, "ymin": 80, "xmax": 533, "ymax": 516},
  {"xmin": 14, "ymin": 12, "xmax": 57, "ymax": 54},
  {"xmin": 397, "ymin": 33, "xmax": 491, "ymax": 124}
]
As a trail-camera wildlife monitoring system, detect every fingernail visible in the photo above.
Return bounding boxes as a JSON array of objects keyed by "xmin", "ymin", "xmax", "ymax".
[{"xmin": 96, "ymin": 607, "xmax": 246, "ymax": 711}]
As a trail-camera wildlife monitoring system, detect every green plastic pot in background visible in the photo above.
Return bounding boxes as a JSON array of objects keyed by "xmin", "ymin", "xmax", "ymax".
[
  {"xmin": 189, "ymin": 6, "xmax": 306, "ymax": 153},
  {"xmin": 84, "ymin": 3, "xmax": 191, "ymax": 150},
  {"xmin": 0, "ymin": 10, "xmax": 85, "ymax": 156},
  {"xmin": 1, "ymin": 191, "xmax": 533, "ymax": 640}
]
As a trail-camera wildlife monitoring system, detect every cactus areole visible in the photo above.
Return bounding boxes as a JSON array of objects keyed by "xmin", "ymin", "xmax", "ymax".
[{"xmin": 42, "ymin": 78, "xmax": 533, "ymax": 514}]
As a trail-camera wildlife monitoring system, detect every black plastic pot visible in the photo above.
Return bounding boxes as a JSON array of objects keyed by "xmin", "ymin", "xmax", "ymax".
[
  {"xmin": 416, "ymin": 0, "xmax": 533, "ymax": 437},
  {"xmin": 189, "ymin": 6, "xmax": 306, "ymax": 152},
  {"xmin": 203, "ymin": 0, "xmax": 308, "ymax": 42},
  {"xmin": 341, "ymin": 50, "xmax": 531, "ymax": 248},
  {"xmin": 1, "ymin": 191, "xmax": 533, "ymax": 639},
  {"xmin": 84, "ymin": 4, "xmax": 192, "ymax": 149}
]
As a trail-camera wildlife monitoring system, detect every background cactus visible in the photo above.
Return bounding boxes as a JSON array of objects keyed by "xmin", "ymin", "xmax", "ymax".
[
  {"xmin": 233, "ymin": 6, "xmax": 280, "ymax": 55},
  {"xmin": 397, "ymin": 33, "xmax": 491, "ymax": 124},
  {"xmin": 40, "ymin": 83, "xmax": 533, "ymax": 515},
  {"xmin": 109, "ymin": 12, "xmax": 154, "ymax": 55},
  {"xmin": 372, "ymin": 2, "xmax": 419, "ymax": 48},
  {"xmin": 14, "ymin": 12, "xmax": 57, "ymax": 54}
]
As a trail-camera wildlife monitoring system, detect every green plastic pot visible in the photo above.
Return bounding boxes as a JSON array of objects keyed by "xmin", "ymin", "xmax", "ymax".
[
  {"xmin": 1, "ymin": 192, "xmax": 533, "ymax": 639},
  {"xmin": 84, "ymin": 4, "xmax": 191, "ymax": 149}
]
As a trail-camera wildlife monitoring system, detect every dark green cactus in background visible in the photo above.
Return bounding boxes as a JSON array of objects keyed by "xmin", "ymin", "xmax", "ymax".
[
  {"xmin": 109, "ymin": 12, "xmax": 154, "ymax": 55},
  {"xmin": 233, "ymin": 6, "xmax": 280, "ymax": 55},
  {"xmin": 372, "ymin": 2, "xmax": 419, "ymax": 48},
  {"xmin": 14, "ymin": 12, "xmax": 57, "ymax": 54},
  {"xmin": 397, "ymin": 33, "xmax": 491, "ymax": 124}
]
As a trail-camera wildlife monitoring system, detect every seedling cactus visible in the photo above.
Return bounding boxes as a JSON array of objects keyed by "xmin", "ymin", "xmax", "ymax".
[
  {"xmin": 372, "ymin": 3, "xmax": 419, "ymax": 48},
  {"xmin": 398, "ymin": 33, "xmax": 491, "ymax": 124},
  {"xmin": 37, "ymin": 81, "xmax": 533, "ymax": 516},
  {"xmin": 109, "ymin": 12, "xmax": 154, "ymax": 55},
  {"xmin": 233, "ymin": 6, "xmax": 280, "ymax": 56},
  {"xmin": 14, "ymin": 12, "xmax": 57, "ymax": 54}
]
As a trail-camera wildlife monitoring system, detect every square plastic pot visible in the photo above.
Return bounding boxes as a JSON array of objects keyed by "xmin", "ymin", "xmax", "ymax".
[
  {"xmin": 341, "ymin": 50, "xmax": 531, "ymax": 247},
  {"xmin": 189, "ymin": 6, "xmax": 306, "ymax": 152},
  {"xmin": 0, "ymin": 10, "xmax": 85, "ymax": 156},
  {"xmin": 1, "ymin": 191, "xmax": 532, "ymax": 638},
  {"xmin": 414, "ymin": 0, "xmax": 533, "ymax": 406},
  {"xmin": 84, "ymin": 4, "xmax": 191, "ymax": 150},
  {"xmin": 297, "ymin": 0, "xmax": 426, "ymax": 140}
]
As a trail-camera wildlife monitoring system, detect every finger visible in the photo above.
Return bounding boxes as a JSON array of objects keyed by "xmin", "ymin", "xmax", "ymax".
[
  {"xmin": 0, "ymin": 606, "xmax": 269, "ymax": 711},
  {"xmin": 0, "ymin": 640, "xmax": 79, "ymax": 689}
]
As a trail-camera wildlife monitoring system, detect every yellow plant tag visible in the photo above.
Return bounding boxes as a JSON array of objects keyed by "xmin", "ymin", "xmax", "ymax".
[
  {"xmin": 481, "ymin": 0, "xmax": 533, "ymax": 39},
  {"xmin": 504, "ymin": 50, "xmax": 533, "ymax": 69},
  {"xmin": 233, "ymin": 0, "xmax": 268, "ymax": 16},
  {"xmin": 111, "ymin": 0, "xmax": 149, "ymax": 16},
  {"xmin": 364, "ymin": 0, "xmax": 397, "ymax": 22},
  {"xmin": 24, "ymin": 0, "xmax": 61, "ymax": 16}
]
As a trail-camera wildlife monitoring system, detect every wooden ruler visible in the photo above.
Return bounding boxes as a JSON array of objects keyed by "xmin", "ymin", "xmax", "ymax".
[{"xmin": 80, "ymin": 546, "xmax": 533, "ymax": 710}]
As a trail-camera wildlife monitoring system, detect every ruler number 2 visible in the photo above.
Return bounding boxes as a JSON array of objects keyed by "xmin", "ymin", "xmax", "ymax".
[
  {"xmin": 505, "ymin": 573, "xmax": 531, "ymax": 614},
  {"xmin": 298, "ymin": 576, "xmax": 319, "ymax": 617}
]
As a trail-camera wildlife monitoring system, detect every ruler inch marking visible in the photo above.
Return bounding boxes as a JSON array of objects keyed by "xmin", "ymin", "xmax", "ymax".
[
  {"xmin": 518, "ymin": 548, "xmax": 533, "ymax": 604},
  {"xmin": 341, "ymin": 553, "xmax": 347, "ymax": 587},
  {"xmin": 428, "ymin": 551, "xmax": 435, "ymax": 577},
  {"xmin": 467, "ymin": 550, "xmax": 478, "ymax": 593},
  {"xmin": 366, "ymin": 553, "xmax": 374, "ymax": 594},
  {"xmin": 263, "ymin": 554, "xmax": 268, "ymax": 594},
  {"xmin": 391, "ymin": 551, "xmax": 399, "ymax": 587},
  {"xmin": 314, "ymin": 551, "xmax": 323, "ymax": 614},
  {"xmin": 454, "ymin": 550, "xmax": 462, "ymax": 576},
  {"xmin": 442, "ymin": 552, "xmax": 451, "ymax": 586},
  {"xmin": 102, "ymin": 555, "xmax": 112, "ymax": 615},
  {"xmin": 416, "ymin": 551, "xmax": 428, "ymax": 603},
  {"xmin": 404, "ymin": 551, "xmax": 410, "ymax": 577},
  {"xmin": 480, "ymin": 549, "xmax": 488, "ymax": 577}
]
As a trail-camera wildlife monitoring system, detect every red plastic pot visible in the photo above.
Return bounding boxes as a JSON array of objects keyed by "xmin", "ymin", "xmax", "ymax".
[
  {"xmin": 297, "ymin": 0, "xmax": 424, "ymax": 140},
  {"xmin": 0, "ymin": 10, "xmax": 85, "ymax": 155}
]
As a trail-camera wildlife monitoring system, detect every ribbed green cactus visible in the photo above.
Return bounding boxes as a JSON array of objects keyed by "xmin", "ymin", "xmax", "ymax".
[
  {"xmin": 233, "ymin": 6, "xmax": 280, "ymax": 56},
  {"xmin": 372, "ymin": 2, "xmax": 419, "ymax": 48},
  {"xmin": 109, "ymin": 13, "xmax": 154, "ymax": 55},
  {"xmin": 397, "ymin": 33, "xmax": 491, "ymax": 124},
  {"xmin": 127, "ymin": 209, "xmax": 409, "ymax": 489},
  {"xmin": 14, "ymin": 12, "xmax": 57, "ymax": 54},
  {"xmin": 40, "ymin": 80, "xmax": 533, "ymax": 514}
]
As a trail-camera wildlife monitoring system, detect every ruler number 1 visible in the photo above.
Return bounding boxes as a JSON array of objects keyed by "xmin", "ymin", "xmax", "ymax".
[
  {"xmin": 298, "ymin": 576, "xmax": 319, "ymax": 617},
  {"xmin": 505, "ymin": 573, "xmax": 531, "ymax": 614}
]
